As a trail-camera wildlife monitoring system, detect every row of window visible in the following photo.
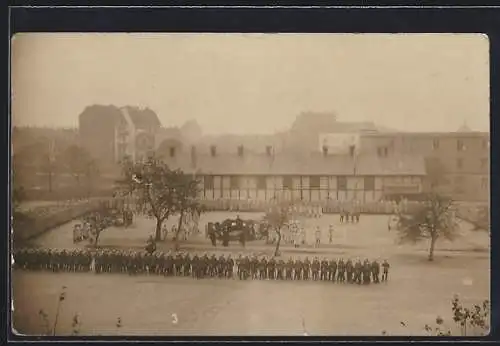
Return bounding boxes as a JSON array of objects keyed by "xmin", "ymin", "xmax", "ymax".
[
  {"xmin": 433, "ymin": 139, "xmax": 489, "ymax": 151},
  {"xmin": 375, "ymin": 139, "xmax": 489, "ymax": 157},
  {"xmin": 203, "ymin": 176, "xmax": 378, "ymax": 191}
]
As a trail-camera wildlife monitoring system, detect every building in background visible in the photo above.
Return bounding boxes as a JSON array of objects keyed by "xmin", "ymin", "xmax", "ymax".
[
  {"xmin": 358, "ymin": 126, "xmax": 489, "ymax": 202},
  {"xmin": 160, "ymin": 147, "xmax": 426, "ymax": 203},
  {"xmin": 79, "ymin": 105, "xmax": 161, "ymax": 167}
]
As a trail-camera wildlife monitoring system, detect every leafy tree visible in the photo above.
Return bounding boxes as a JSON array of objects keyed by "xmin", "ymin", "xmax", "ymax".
[
  {"xmin": 264, "ymin": 201, "xmax": 292, "ymax": 257},
  {"xmin": 170, "ymin": 170, "xmax": 203, "ymax": 250},
  {"xmin": 396, "ymin": 193, "xmax": 459, "ymax": 261},
  {"xmin": 119, "ymin": 157, "xmax": 202, "ymax": 242}
]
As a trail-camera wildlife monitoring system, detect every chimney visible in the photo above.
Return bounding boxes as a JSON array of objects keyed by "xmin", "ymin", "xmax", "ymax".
[
  {"xmin": 266, "ymin": 145, "xmax": 272, "ymax": 156},
  {"xmin": 238, "ymin": 145, "xmax": 244, "ymax": 157},
  {"xmin": 210, "ymin": 145, "xmax": 217, "ymax": 157},
  {"xmin": 322, "ymin": 145, "xmax": 328, "ymax": 157},
  {"xmin": 191, "ymin": 146, "xmax": 197, "ymax": 168}
]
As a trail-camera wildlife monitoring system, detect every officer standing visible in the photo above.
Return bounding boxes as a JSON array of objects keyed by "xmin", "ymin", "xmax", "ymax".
[
  {"xmin": 312, "ymin": 257, "xmax": 320, "ymax": 281},
  {"xmin": 329, "ymin": 258, "xmax": 337, "ymax": 282},
  {"xmin": 337, "ymin": 258, "xmax": 346, "ymax": 282},
  {"xmin": 320, "ymin": 257, "xmax": 329, "ymax": 281},
  {"xmin": 346, "ymin": 259, "xmax": 354, "ymax": 283},
  {"xmin": 354, "ymin": 259, "xmax": 362, "ymax": 284},
  {"xmin": 303, "ymin": 257, "xmax": 311, "ymax": 281},
  {"xmin": 382, "ymin": 259, "xmax": 390, "ymax": 282},
  {"xmin": 371, "ymin": 259, "xmax": 380, "ymax": 283}
]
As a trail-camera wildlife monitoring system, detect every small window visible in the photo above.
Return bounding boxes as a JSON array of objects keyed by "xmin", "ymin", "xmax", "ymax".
[
  {"xmin": 169, "ymin": 147, "xmax": 176, "ymax": 157},
  {"xmin": 257, "ymin": 176, "xmax": 266, "ymax": 190},
  {"xmin": 283, "ymin": 176, "xmax": 293, "ymax": 190},
  {"xmin": 204, "ymin": 175, "xmax": 214, "ymax": 190},
  {"xmin": 481, "ymin": 158, "xmax": 488, "ymax": 169},
  {"xmin": 338, "ymin": 176, "xmax": 347, "ymax": 191},
  {"xmin": 364, "ymin": 176, "xmax": 375, "ymax": 190},
  {"xmin": 457, "ymin": 158, "xmax": 463, "ymax": 169},
  {"xmin": 383, "ymin": 147, "xmax": 388, "ymax": 157},
  {"xmin": 457, "ymin": 140, "xmax": 465, "ymax": 151},
  {"xmin": 310, "ymin": 176, "xmax": 320, "ymax": 189},
  {"xmin": 432, "ymin": 139, "xmax": 440, "ymax": 150},
  {"xmin": 230, "ymin": 176, "xmax": 239, "ymax": 189}
]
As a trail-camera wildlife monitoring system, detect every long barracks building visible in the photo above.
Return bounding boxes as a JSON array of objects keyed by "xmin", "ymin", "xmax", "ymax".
[{"xmin": 159, "ymin": 149, "xmax": 426, "ymax": 203}]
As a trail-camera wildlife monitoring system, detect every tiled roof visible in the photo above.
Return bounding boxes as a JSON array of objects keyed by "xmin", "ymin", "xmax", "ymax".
[
  {"xmin": 121, "ymin": 106, "xmax": 162, "ymax": 130},
  {"xmin": 162, "ymin": 153, "xmax": 426, "ymax": 176}
]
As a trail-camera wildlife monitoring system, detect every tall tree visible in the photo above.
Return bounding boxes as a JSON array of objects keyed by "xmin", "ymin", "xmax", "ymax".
[
  {"xmin": 396, "ymin": 193, "xmax": 460, "ymax": 261},
  {"xmin": 264, "ymin": 201, "xmax": 292, "ymax": 257},
  {"xmin": 171, "ymin": 170, "xmax": 203, "ymax": 250},
  {"xmin": 119, "ymin": 157, "xmax": 202, "ymax": 242}
]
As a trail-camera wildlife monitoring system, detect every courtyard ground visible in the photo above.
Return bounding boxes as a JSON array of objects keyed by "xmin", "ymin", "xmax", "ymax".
[{"xmin": 13, "ymin": 212, "xmax": 490, "ymax": 336}]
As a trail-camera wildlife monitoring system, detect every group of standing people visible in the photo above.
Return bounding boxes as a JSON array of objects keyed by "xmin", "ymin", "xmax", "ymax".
[{"xmin": 13, "ymin": 248, "xmax": 391, "ymax": 285}]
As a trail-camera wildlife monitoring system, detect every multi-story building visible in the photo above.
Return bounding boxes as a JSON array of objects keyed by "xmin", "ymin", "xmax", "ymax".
[
  {"xmin": 161, "ymin": 146, "xmax": 426, "ymax": 203},
  {"xmin": 358, "ymin": 129, "xmax": 490, "ymax": 202},
  {"xmin": 79, "ymin": 105, "xmax": 161, "ymax": 168}
]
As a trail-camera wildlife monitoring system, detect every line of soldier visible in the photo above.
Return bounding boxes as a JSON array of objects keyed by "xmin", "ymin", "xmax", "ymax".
[
  {"xmin": 13, "ymin": 248, "xmax": 390, "ymax": 284},
  {"xmin": 13, "ymin": 248, "xmax": 93, "ymax": 272}
]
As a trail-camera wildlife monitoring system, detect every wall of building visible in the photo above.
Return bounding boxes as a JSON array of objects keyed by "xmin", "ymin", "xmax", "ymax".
[
  {"xmin": 358, "ymin": 133, "xmax": 489, "ymax": 202},
  {"xmin": 196, "ymin": 174, "xmax": 423, "ymax": 203}
]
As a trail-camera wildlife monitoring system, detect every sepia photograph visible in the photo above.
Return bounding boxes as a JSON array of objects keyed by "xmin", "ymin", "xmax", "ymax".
[{"xmin": 10, "ymin": 33, "xmax": 490, "ymax": 336}]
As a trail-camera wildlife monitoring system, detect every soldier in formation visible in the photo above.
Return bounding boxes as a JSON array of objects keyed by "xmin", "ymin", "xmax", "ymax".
[{"xmin": 13, "ymin": 248, "xmax": 391, "ymax": 285}]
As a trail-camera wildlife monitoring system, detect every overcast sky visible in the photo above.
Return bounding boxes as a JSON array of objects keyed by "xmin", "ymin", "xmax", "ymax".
[{"xmin": 11, "ymin": 33, "xmax": 489, "ymax": 134}]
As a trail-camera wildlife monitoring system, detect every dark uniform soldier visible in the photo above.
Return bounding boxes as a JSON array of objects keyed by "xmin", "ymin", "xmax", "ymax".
[
  {"xmin": 382, "ymin": 259, "xmax": 390, "ymax": 282},
  {"xmin": 294, "ymin": 258, "xmax": 303, "ymax": 280},
  {"xmin": 205, "ymin": 254, "xmax": 213, "ymax": 277},
  {"xmin": 303, "ymin": 257, "xmax": 311, "ymax": 281},
  {"xmin": 268, "ymin": 257, "xmax": 276, "ymax": 280},
  {"xmin": 354, "ymin": 259, "xmax": 362, "ymax": 284},
  {"xmin": 311, "ymin": 257, "xmax": 320, "ymax": 281},
  {"xmin": 328, "ymin": 258, "xmax": 337, "ymax": 282},
  {"xmin": 362, "ymin": 259, "xmax": 371, "ymax": 284},
  {"xmin": 201, "ymin": 253, "xmax": 210, "ymax": 278},
  {"xmin": 250, "ymin": 255, "xmax": 258, "ymax": 279},
  {"xmin": 286, "ymin": 257, "xmax": 294, "ymax": 280},
  {"xmin": 259, "ymin": 256, "xmax": 268, "ymax": 280},
  {"xmin": 346, "ymin": 259, "xmax": 354, "ymax": 283},
  {"xmin": 236, "ymin": 255, "xmax": 243, "ymax": 278},
  {"xmin": 218, "ymin": 255, "xmax": 226, "ymax": 278},
  {"xmin": 337, "ymin": 258, "xmax": 346, "ymax": 282},
  {"xmin": 371, "ymin": 259, "xmax": 380, "ymax": 283},
  {"xmin": 320, "ymin": 258, "xmax": 329, "ymax": 281},
  {"xmin": 276, "ymin": 259, "xmax": 285, "ymax": 280},
  {"xmin": 184, "ymin": 253, "xmax": 192, "ymax": 277},
  {"xmin": 165, "ymin": 252, "xmax": 174, "ymax": 277},
  {"xmin": 226, "ymin": 255, "xmax": 234, "ymax": 279},
  {"xmin": 191, "ymin": 254, "xmax": 200, "ymax": 279},
  {"xmin": 241, "ymin": 256, "xmax": 250, "ymax": 280}
]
